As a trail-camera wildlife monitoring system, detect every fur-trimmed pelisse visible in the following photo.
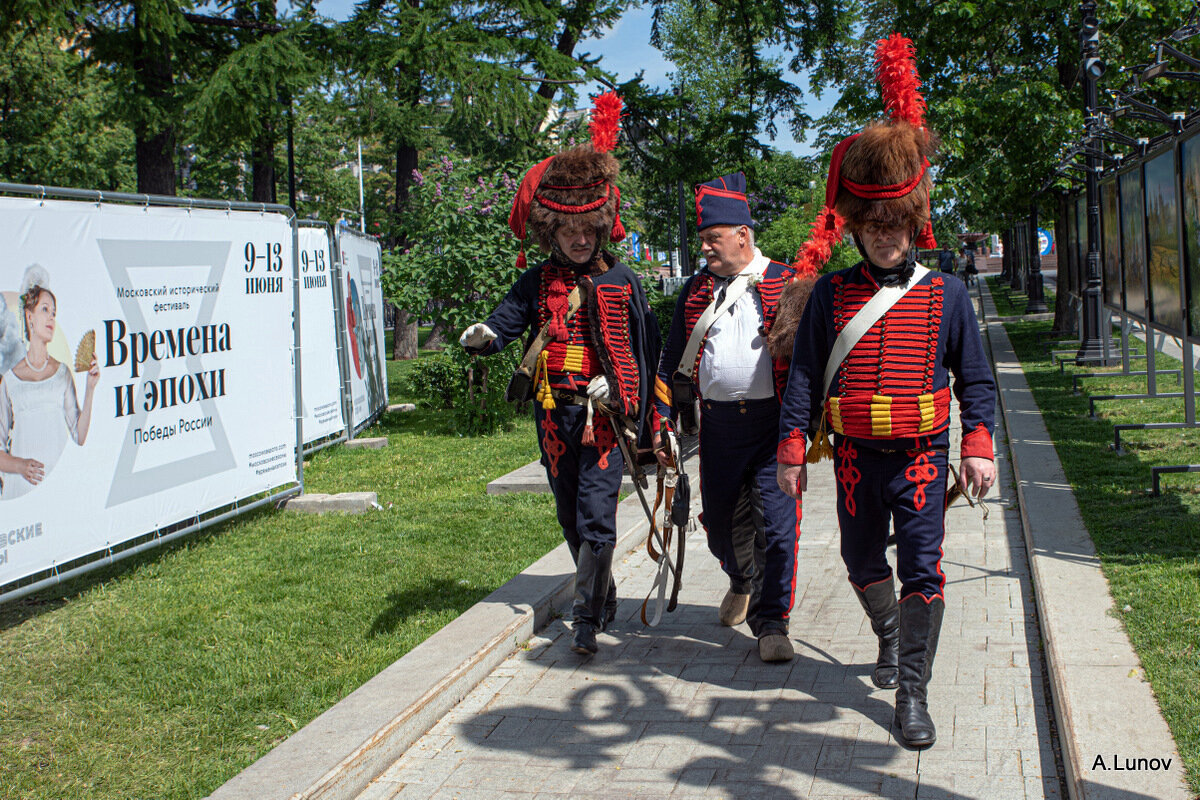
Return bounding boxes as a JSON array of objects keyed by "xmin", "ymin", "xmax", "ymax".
[
  {"xmin": 766, "ymin": 276, "xmax": 817, "ymax": 361},
  {"xmin": 527, "ymin": 145, "xmax": 620, "ymax": 252},
  {"xmin": 835, "ymin": 122, "xmax": 939, "ymax": 234}
]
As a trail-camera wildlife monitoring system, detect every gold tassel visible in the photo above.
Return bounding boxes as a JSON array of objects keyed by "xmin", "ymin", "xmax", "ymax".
[
  {"xmin": 806, "ymin": 415, "xmax": 834, "ymax": 463},
  {"xmin": 535, "ymin": 351, "xmax": 556, "ymax": 411}
]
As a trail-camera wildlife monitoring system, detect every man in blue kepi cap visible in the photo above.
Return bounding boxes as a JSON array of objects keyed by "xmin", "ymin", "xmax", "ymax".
[{"xmin": 650, "ymin": 172, "xmax": 802, "ymax": 662}]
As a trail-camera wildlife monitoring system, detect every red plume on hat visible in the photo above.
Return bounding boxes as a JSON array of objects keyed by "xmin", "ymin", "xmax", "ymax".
[
  {"xmin": 507, "ymin": 92, "xmax": 626, "ymax": 272},
  {"xmin": 791, "ymin": 33, "xmax": 936, "ymax": 278}
]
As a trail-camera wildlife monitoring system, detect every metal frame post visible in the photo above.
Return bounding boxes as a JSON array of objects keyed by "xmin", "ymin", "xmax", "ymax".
[{"xmin": 0, "ymin": 181, "xmax": 302, "ymax": 604}]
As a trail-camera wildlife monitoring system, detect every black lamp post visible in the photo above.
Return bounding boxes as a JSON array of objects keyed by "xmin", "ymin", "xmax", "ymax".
[
  {"xmin": 676, "ymin": 177, "xmax": 691, "ymax": 276},
  {"xmin": 1076, "ymin": 0, "xmax": 1113, "ymax": 363},
  {"xmin": 671, "ymin": 87, "xmax": 696, "ymax": 277}
]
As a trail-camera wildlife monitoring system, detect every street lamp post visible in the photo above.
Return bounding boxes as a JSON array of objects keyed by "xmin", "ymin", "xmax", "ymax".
[
  {"xmin": 672, "ymin": 86, "xmax": 694, "ymax": 277},
  {"xmin": 677, "ymin": 178, "xmax": 691, "ymax": 276},
  {"xmin": 1076, "ymin": 0, "xmax": 1113, "ymax": 363}
]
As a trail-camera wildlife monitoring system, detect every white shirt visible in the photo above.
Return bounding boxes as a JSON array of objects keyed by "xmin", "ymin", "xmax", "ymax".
[{"xmin": 698, "ymin": 249, "xmax": 775, "ymax": 401}]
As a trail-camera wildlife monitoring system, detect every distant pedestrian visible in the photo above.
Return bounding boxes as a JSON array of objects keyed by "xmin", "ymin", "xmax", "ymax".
[
  {"xmin": 775, "ymin": 34, "xmax": 997, "ymax": 749},
  {"xmin": 937, "ymin": 246, "xmax": 955, "ymax": 275},
  {"xmin": 963, "ymin": 247, "xmax": 978, "ymax": 286}
]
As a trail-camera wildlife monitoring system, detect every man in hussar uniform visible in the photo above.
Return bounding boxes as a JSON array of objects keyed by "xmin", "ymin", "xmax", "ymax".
[
  {"xmin": 774, "ymin": 35, "xmax": 997, "ymax": 748},
  {"xmin": 460, "ymin": 93, "xmax": 660, "ymax": 657},
  {"xmin": 652, "ymin": 173, "xmax": 808, "ymax": 663}
]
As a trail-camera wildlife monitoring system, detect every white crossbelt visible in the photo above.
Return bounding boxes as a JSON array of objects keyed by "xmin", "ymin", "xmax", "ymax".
[
  {"xmin": 821, "ymin": 264, "xmax": 929, "ymax": 398},
  {"xmin": 677, "ymin": 273, "xmax": 753, "ymax": 378}
]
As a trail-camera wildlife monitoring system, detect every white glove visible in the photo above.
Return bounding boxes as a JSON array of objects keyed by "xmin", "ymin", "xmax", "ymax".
[
  {"xmin": 586, "ymin": 375, "xmax": 611, "ymax": 405},
  {"xmin": 459, "ymin": 322, "xmax": 497, "ymax": 350}
]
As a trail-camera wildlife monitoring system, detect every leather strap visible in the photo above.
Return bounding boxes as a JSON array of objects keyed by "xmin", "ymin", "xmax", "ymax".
[
  {"xmin": 821, "ymin": 264, "xmax": 929, "ymax": 398},
  {"xmin": 641, "ymin": 427, "xmax": 687, "ymax": 627},
  {"xmin": 517, "ymin": 286, "xmax": 582, "ymax": 379}
]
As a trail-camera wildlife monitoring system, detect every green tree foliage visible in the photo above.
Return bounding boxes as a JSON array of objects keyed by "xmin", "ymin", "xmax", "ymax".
[
  {"xmin": 382, "ymin": 154, "xmax": 522, "ymax": 335},
  {"xmin": 382, "ymin": 154, "xmax": 525, "ymax": 430},
  {"xmin": 620, "ymin": 0, "xmax": 851, "ymax": 268},
  {"xmin": 0, "ymin": 26, "xmax": 135, "ymax": 189},
  {"xmin": 846, "ymin": 0, "xmax": 1200, "ymax": 232},
  {"xmin": 338, "ymin": 0, "xmax": 629, "ymax": 359},
  {"xmin": 79, "ymin": 0, "xmax": 196, "ymax": 194},
  {"xmin": 184, "ymin": 2, "xmax": 317, "ymax": 203},
  {"xmin": 288, "ymin": 87, "xmax": 365, "ymax": 225}
]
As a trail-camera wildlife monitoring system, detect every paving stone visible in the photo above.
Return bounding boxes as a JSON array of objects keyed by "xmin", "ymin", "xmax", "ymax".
[
  {"xmin": 282, "ymin": 491, "xmax": 378, "ymax": 513},
  {"xmin": 345, "ymin": 436, "xmax": 388, "ymax": 449}
]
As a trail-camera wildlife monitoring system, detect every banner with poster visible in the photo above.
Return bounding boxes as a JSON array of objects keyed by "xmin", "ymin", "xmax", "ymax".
[
  {"xmin": 334, "ymin": 228, "xmax": 387, "ymax": 433},
  {"xmin": 0, "ymin": 196, "xmax": 298, "ymax": 588},
  {"xmin": 297, "ymin": 224, "xmax": 347, "ymax": 448}
]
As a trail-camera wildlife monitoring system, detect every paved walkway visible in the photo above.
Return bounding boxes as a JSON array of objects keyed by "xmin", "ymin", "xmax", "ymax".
[
  {"xmin": 211, "ymin": 274, "xmax": 1190, "ymax": 800},
  {"xmin": 355, "ymin": 332, "xmax": 1061, "ymax": 798}
]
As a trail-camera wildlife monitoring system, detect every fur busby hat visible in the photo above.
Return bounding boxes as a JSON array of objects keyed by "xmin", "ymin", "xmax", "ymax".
[
  {"xmin": 791, "ymin": 34, "xmax": 937, "ymax": 279},
  {"xmin": 508, "ymin": 93, "xmax": 625, "ymax": 269}
]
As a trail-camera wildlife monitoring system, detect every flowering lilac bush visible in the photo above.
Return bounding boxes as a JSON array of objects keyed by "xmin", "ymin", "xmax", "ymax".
[
  {"xmin": 746, "ymin": 183, "xmax": 791, "ymax": 229},
  {"xmin": 384, "ymin": 156, "xmax": 525, "ymax": 434}
]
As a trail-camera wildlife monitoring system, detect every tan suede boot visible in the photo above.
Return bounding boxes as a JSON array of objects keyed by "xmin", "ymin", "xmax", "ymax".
[{"xmin": 718, "ymin": 589, "xmax": 751, "ymax": 626}]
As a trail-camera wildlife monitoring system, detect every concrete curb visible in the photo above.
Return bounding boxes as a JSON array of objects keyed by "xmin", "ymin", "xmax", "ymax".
[
  {"xmin": 979, "ymin": 281, "xmax": 1190, "ymax": 800},
  {"xmin": 207, "ymin": 476, "xmax": 657, "ymax": 800},
  {"xmin": 486, "ymin": 457, "xmax": 635, "ymax": 495}
]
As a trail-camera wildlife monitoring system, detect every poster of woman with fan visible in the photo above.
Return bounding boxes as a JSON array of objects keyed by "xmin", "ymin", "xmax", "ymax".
[{"xmin": 0, "ymin": 264, "xmax": 100, "ymax": 499}]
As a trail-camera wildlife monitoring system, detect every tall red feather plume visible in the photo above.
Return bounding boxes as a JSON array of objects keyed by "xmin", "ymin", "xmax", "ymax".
[
  {"xmin": 874, "ymin": 34, "xmax": 926, "ymax": 129},
  {"xmin": 589, "ymin": 91, "xmax": 623, "ymax": 153},
  {"xmin": 790, "ymin": 206, "xmax": 844, "ymax": 279}
]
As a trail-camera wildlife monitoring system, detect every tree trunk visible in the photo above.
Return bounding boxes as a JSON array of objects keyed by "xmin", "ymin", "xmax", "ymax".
[
  {"xmin": 1052, "ymin": 191, "xmax": 1078, "ymax": 336},
  {"xmin": 393, "ymin": 306, "xmax": 419, "ymax": 361},
  {"xmin": 423, "ymin": 320, "xmax": 448, "ymax": 351},
  {"xmin": 134, "ymin": 2, "xmax": 176, "ymax": 195},
  {"xmin": 531, "ymin": 0, "xmax": 596, "ymax": 132},
  {"xmin": 250, "ymin": 127, "xmax": 276, "ymax": 203}
]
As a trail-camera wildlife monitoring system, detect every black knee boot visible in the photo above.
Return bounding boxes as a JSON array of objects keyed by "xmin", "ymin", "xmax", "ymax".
[
  {"xmin": 571, "ymin": 543, "xmax": 614, "ymax": 655},
  {"xmin": 894, "ymin": 594, "xmax": 944, "ymax": 748},
  {"xmin": 852, "ymin": 578, "xmax": 899, "ymax": 690},
  {"xmin": 567, "ymin": 541, "xmax": 614, "ymax": 629}
]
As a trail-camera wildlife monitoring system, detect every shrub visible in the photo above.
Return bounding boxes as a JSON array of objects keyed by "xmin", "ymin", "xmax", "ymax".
[
  {"xmin": 405, "ymin": 353, "xmax": 458, "ymax": 409},
  {"xmin": 448, "ymin": 345, "xmax": 519, "ymax": 436},
  {"xmin": 649, "ymin": 289, "xmax": 678, "ymax": 337}
]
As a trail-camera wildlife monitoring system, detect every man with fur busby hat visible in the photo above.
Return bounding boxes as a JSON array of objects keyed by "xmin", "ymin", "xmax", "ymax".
[
  {"xmin": 650, "ymin": 171, "xmax": 803, "ymax": 664},
  {"xmin": 772, "ymin": 35, "xmax": 996, "ymax": 748},
  {"xmin": 460, "ymin": 93, "xmax": 660, "ymax": 657}
]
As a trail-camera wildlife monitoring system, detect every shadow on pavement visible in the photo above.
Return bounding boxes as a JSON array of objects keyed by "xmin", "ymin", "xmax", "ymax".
[{"xmin": 455, "ymin": 601, "xmax": 980, "ymax": 799}]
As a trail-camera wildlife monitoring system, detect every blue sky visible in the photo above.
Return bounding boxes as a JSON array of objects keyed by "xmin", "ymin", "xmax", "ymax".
[{"xmin": 309, "ymin": 0, "xmax": 833, "ymax": 156}]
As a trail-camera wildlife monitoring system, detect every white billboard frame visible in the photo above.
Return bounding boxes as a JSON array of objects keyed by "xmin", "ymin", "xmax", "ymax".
[
  {"xmin": 0, "ymin": 182, "xmax": 304, "ymax": 605},
  {"xmin": 297, "ymin": 221, "xmax": 351, "ymax": 454},
  {"xmin": 333, "ymin": 226, "xmax": 388, "ymax": 436}
]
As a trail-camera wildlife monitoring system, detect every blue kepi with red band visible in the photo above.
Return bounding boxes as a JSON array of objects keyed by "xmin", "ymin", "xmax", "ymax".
[{"xmin": 695, "ymin": 172, "xmax": 753, "ymax": 231}]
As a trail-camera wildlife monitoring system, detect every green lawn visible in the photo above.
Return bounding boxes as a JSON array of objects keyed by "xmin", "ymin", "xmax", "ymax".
[
  {"xmin": 0, "ymin": 358, "xmax": 557, "ymax": 800},
  {"xmin": 994, "ymin": 289, "xmax": 1200, "ymax": 794},
  {"xmin": 986, "ymin": 275, "xmax": 1057, "ymax": 317}
]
